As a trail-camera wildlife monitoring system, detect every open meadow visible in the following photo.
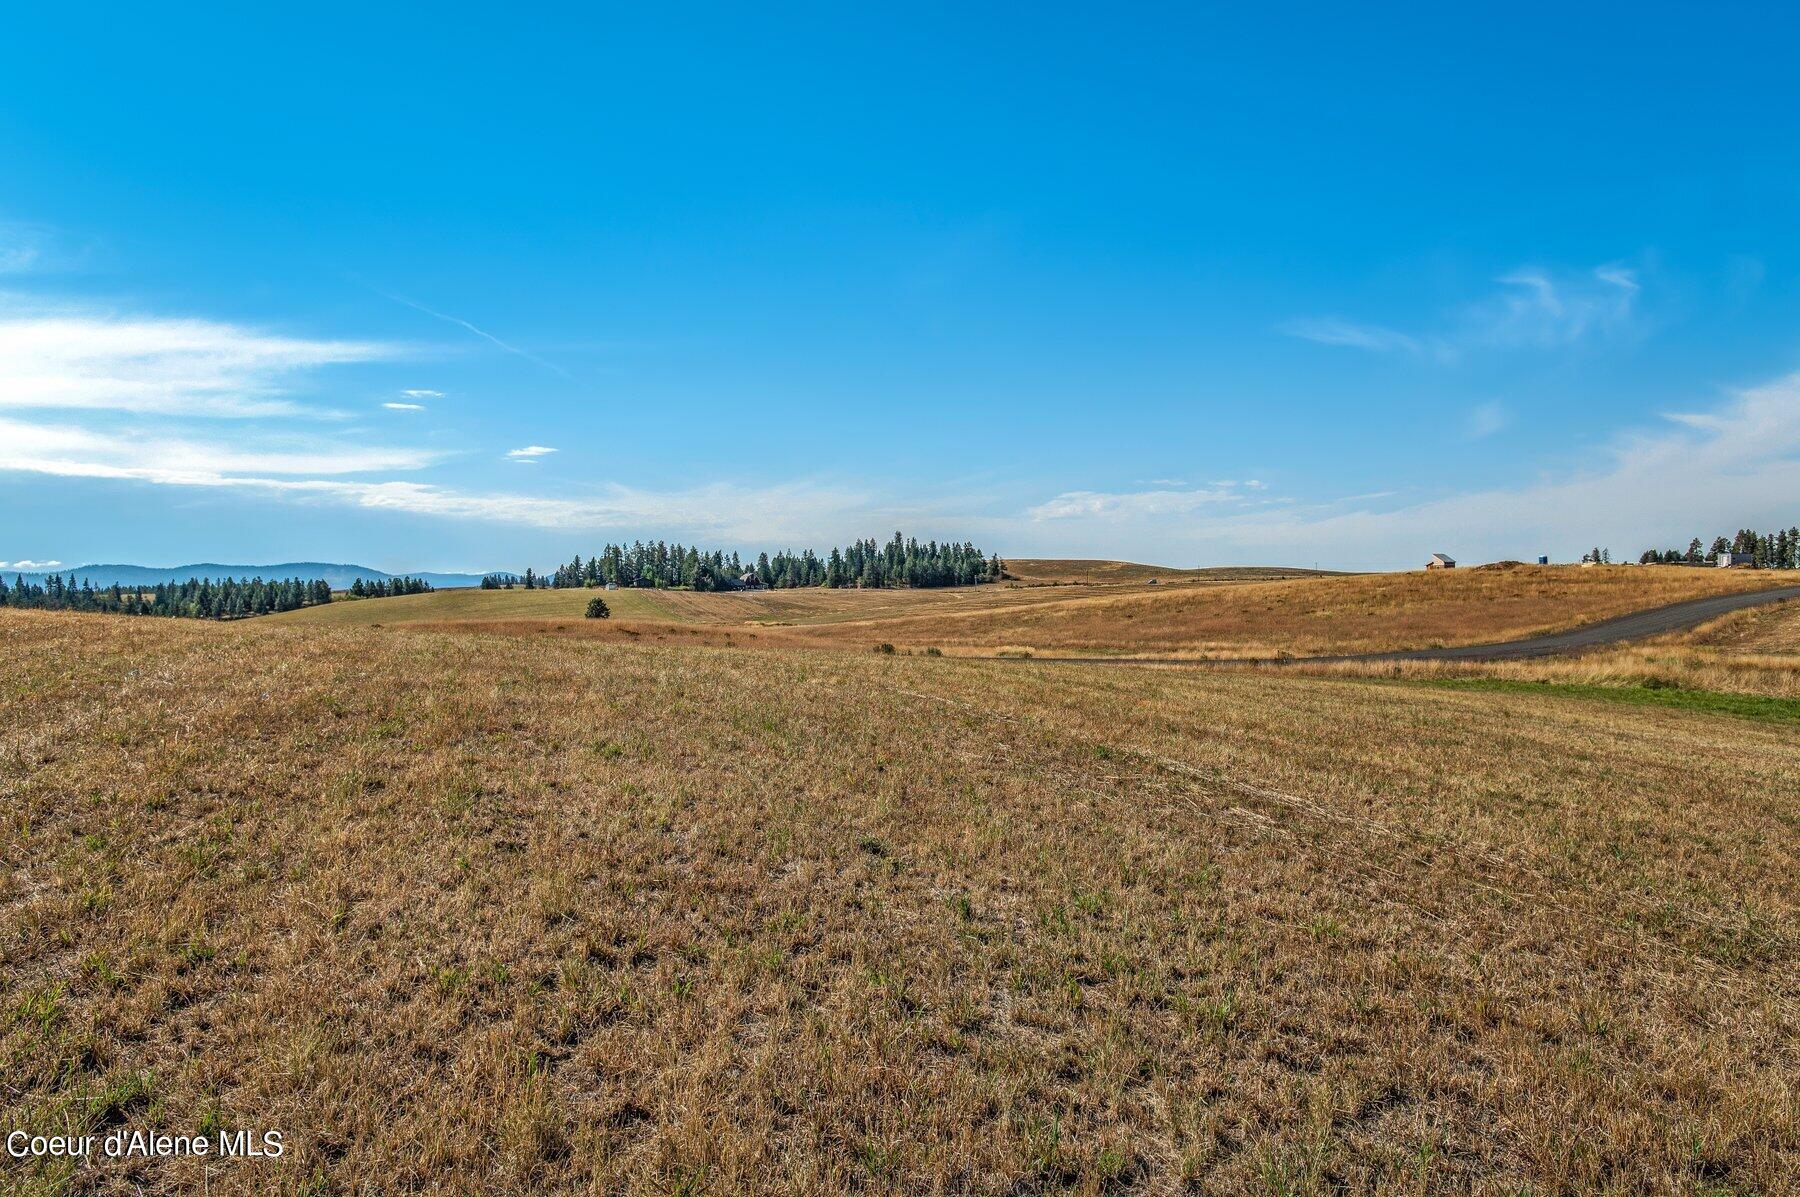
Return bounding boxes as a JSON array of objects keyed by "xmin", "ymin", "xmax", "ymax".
[{"xmin": 4, "ymin": 565, "xmax": 1797, "ymax": 1194}]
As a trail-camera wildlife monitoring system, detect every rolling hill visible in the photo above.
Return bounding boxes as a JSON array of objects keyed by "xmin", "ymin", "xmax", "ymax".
[{"xmin": 273, "ymin": 563, "xmax": 1800, "ymax": 661}]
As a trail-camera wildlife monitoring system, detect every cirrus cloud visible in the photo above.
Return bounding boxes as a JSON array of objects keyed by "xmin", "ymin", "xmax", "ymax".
[
  {"xmin": 1284, "ymin": 263, "xmax": 1642, "ymax": 363},
  {"xmin": 0, "ymin": 305, "xmax": 391, "ymax": 417}
]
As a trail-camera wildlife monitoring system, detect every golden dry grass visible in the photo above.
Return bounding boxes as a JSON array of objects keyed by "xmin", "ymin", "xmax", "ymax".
[
  {"xmin": 274, "ymin": 580, "xmax": 1172, "ymax": 631},
  {"xmin": 277, "ymin": 565, "xmax": 1791, "ymax": 665},
  {"xmin": 276, "ymin": 586, "xmax": 686, "ymax": 626},
  {"xmin": 3, "ymin": 608, "xmax": 1795, "ymax": 1194},
  {"xmin": 1686, "ymin": 595, "xmax": 1800, "ymax": 655},
  {"xmin": 1296, "ymin": 596, "xmax": 1800, "ymax": 699},
  {"xmin": 778, "ymin": 565, "xmax": 1797, "ymax": 658}
]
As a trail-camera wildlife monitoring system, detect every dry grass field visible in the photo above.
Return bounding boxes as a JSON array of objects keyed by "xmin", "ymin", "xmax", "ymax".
[
  {"xmin": 276, "ymin": 586, "xmax": 684, "ymax": 626},
  {"xmin": 272, "ymin": 564, "xmax": 1303, "ymax": 634},
  {"xmin": 802, "ymin": 565, "xmax": 1793, "ymax": 659},
  {"xmin": 1688, "ymin": 595, "xmax": 1800, "ymax": 656},
  {"xmin": 276, "ymin": 565, "xmax": 1793, "ymax": 663},
  {"xmin": 1301, "ymin": 592, "xmax": 1800, "ymax": 700},
  {"xmin": 3, "ymin": 604, "xmax": 1796, "ymax": 1194}
]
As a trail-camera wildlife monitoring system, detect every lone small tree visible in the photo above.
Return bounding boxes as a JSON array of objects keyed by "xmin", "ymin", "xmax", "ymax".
[{"xmin": 585, "ymin": 596, "xmax": 610, "ymax": 619}]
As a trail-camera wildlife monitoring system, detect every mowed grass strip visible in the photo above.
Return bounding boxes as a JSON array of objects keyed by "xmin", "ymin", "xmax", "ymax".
[{"xmin": 1, "ymin": 610, "xmax": 1794, "ymax": 1193}]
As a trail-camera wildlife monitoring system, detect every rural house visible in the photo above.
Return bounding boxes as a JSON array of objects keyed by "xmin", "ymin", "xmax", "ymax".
[
  {"xmin": 1716, "ymin": 551, "xmax": 1756, "ymax": 568},
  {"xmin": 1426, "ymin": 553, "xmax": 1456, "ymax": 570}
]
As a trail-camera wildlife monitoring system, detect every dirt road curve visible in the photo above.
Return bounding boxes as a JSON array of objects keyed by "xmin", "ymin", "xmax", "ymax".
[{"xmin": 1023, "ymin": 584, "xmax": 1800, "ymax": 667}]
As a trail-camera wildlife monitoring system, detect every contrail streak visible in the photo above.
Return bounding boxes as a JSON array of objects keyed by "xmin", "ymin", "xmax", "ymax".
[{"xmin": 362, "ymin": 281, "xmax": 572, "ymax": 379}]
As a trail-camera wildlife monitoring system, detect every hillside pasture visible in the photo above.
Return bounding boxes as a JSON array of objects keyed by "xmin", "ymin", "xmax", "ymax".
[
  {"xmin": 274, "ymin": 575, "xmax": 1248, "ymax": 632},
  {"xmin": 1294, "ymin": 593, "xmax": 1800, "ymax": 699},
  {"xmin": 777, "ymin": 565, "xmax": 1798, "ymax": 658}
]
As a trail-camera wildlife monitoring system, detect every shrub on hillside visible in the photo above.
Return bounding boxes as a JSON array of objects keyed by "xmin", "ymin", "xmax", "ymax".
[{"xmin": 585, "ymin": 597, "xmax": 610, "ymax": 619}]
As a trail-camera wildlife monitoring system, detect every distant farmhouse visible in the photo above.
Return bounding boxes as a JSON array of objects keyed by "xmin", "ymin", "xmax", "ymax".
[
  {"xmin": 1426, "ymin": 553, "xmax": 1456, "ymax": 570},
  {"xmin": 1717, "ymin": 551, "xmax": 1756, "ymax": 568}
]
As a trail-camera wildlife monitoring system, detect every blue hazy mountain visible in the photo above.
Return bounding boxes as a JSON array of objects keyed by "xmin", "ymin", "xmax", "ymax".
[{"xmin": 8, "ymin": 562, "xmax": 493, "ymax": 590}]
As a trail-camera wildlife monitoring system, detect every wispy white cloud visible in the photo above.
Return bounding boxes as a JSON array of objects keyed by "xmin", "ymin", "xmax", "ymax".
[
  {"xmin": 1465, "ymin": 400, "xmax": 1509, "ymax": 438},
  {"xmin": 1474, "ymin": 265, "xmax": 1637, "ymax": 349},
  {"xmin": 0, "ymin": 306, "xmax": 391, "ymax": 417},
  {"xmin": 0, "ymin": 223, "xmax": 53, "ymax": 274},
  {"xmin": 1011, "ymin": 371, "xmax": 1800, "ymax": 566},
  {"xmin": 1280, "ymin": 317, "xmax": 1423, "ymax": 355},
  {"xmin": 0, "ymin": 559, "xmax": 63, "ymax": 571},
  {"xmin": 0, "ymin": 287, "xmax": 904, "ymax": 547},
  {"xmin": 0, "ymin": 415, "xmax": 440, "ymax": 484},
  {"xmin": 1029, "ymin": 485, "xmax": 1246, "ymax": 520},
  {"xmin": 1284, "ymin": 263, "xmax": 1641, "ymax": 362},
  {"xmin": 256, "ymin": 479, "xmax": 870, "ymax": 539},
  {"xmin": 0, "ymin": 410, "xmax": 875, "ymax": 542}
]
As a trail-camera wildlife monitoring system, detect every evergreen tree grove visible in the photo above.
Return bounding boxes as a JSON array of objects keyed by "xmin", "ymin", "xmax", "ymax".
[
  {"xmin": 530, "ymin": 534, "xmax": 1002, "ymax": 591},
  {"xmin": 1636, "ymin": 527, "xmax": 1800, "ymax": 568},
  {"xmin": 0, "ymin": 574, "xmax": 430, "ymax": 619}
]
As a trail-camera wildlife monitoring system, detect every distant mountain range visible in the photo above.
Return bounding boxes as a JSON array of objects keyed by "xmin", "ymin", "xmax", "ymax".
[{"xmin": 7, "ymin": 562, "xmax": 496, "ymax": 590}]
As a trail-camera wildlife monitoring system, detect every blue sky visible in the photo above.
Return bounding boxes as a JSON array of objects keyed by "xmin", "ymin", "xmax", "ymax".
[{"xmin": 3, "ymin": 2, "xmax": 1798, "ymax": 572}]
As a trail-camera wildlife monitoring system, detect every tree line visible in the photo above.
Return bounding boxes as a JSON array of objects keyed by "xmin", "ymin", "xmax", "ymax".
[
  {"xmin": 485, "ymin": 534, "xmax": 1003, "ymax": 591},
  {"xmin": 346, "ymin": 576, "xmax": 434, "ymax": 598},
  {"xmin": 0, "ymin": 573, "xmax": 429, "ymax": 619},
  {"xmin": 1635, "ymin": 527, "xmax": 1800, "ymax": 568}
]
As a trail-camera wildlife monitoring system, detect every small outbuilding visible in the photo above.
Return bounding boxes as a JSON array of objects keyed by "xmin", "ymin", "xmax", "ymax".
[
  {"xmin": 1426, "ymin": 553, "xmax": 1456, "ymax": 570},
  {"xmin": 739, "ymin": 570, "xmax": 763, "ymax": 589},
  {"xmin": 1717, "ymin": 551, "xmax": 1756, "ymax": 569}
]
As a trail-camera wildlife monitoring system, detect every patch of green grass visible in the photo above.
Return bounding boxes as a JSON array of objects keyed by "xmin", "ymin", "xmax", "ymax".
[{"xmin": 1414, "ymin": 678, "xmax": 1800, "ymax": 724}]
